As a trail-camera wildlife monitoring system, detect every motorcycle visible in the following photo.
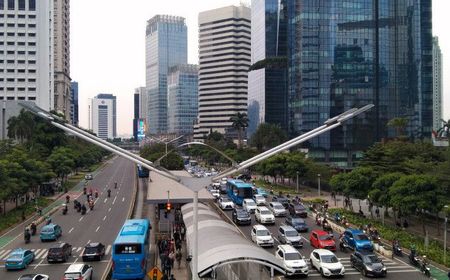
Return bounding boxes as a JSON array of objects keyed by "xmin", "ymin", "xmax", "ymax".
[
  {"xmin": 409, "ymin": 251, "xmax": 431, "ymax": 277},
  {"xmin": 30, "ymin": 223, "xmax": 36, "ymax": 236},
  {"xmin": 107, "ymin": 190, "xmax": 111, "ymax": 198},
  {"xmin": 81, "ymin": 205, "xmax": 87, "ymax": 215},
  {"xmin": 95, "ymin": 191, "xmax": 98, "ymax": 199},
  {"xmin": 392, "ymin": 242, "xmax": 402, "ymax": 257},
  {"xmin": 24, "ymin": 230, "xmax": 31, "ymax": 244},
  {"xmin": 323, "ymin": 221, "xmax": 333, "ymax": 235},
  {"xmin": 62, "ymin": 204, "xmax": 68, "ymax": 215},
  {"xmin": 89, "ymin": 201, "xmax": 94, "ymax": 211},
  {"xmin": 339, "ymin": 238, "xmax": 349, "ymax": 252},
  {"xmin": 65, "ymin": 195, "xmax": 70, "ymax": 204},
  {"xmin": 83, "ymin": 187, "xmax": 87, "ymax": 195}
]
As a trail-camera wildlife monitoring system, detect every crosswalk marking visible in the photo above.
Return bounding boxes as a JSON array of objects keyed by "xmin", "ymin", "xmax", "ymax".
[
  {"xmin": 34, "ymin": 249, "xmax": 42, "ymax": 257},
  {"xmin": 36, "ymin": 249, "xmax": 47, "ymax": 259},
  {"xmin": 0, "ymin": 249, "xmax": 11, "ymax": 259},
  {"xmin": 0, "ymin": 245, "xmax": 113, "ymax": 261},
  {"xmin": 105, "ymin": 245, "xmax": 111, "ymax": 255}
]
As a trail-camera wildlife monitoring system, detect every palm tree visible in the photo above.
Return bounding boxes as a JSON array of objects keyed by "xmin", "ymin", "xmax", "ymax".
[
  {"xmin": 437, "ymin": 119, "xmax": 450, "ymax": 138},
  {"xmin": 387, "ymin": 117, "xmax": 409, "ymax": 138},
  {"xmin": 7, "ymin": 109, "xmax": 35, "ymax": 143},
  {"xmin": 230, "ymin": 112, "xmax": 249, "ymax": 148}
]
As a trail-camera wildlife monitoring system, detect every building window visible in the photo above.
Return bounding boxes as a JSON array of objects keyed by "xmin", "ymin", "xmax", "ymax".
[
  {"xmin": 7, "ymin": 14, "xmax": 14, "ymax": 18},
  {"xmin": 18, "ymin": 0, "xmax": 24, "ymax": 10},
  {"xmin": 18, "ymin": 41, "xmax": 25, "ymax": 46},
  {"xmin": 7, "ymin": 23, "xmax": 14, "ymax": 27},
  {"xmin": 18, "ymin": 23, "xmax": 25, "ymax": 27},
  {"xmin": 0, "ymin": 0, "xmax": 4, "ymax": 10},
  {"xmin": 28, "ymin": 0, "xmax": 35, "ymax": 11},
  {"xmin": 18, "ymin": 14, "xmax": 25, "ymax": 18},
  {"xmin": 28, "ymin": 96, "xmax": 36, "ymax": 100},
  {"xmin": 8, "ymin": 0, "xmax": 14, "ymax": 10},
  {"xmin": 28, "ymin": 14, "xmax": 35, "ymax": 18}
]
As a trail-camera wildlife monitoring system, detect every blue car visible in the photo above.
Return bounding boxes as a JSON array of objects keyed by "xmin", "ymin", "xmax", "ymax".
[
  {"xmin": 5, "ymin": 248, "xmax": 35, "ymax": 270},
  {"xmin": 40, "ymin": 223, "xmax": 62, "ymax": 241},
  {"xmin": 342, "ymin": 228, "xmax": 373, "ymax": 252},
  {"xmin": 256, "ymin": 188, "xmax": 268, "ymax": 198},
  {"xmin": 285, "ymin": 216, "xmax": 309, "ymax": 232}
]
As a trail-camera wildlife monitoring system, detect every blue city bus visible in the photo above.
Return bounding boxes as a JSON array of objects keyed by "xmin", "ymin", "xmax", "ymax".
[
  {"xmin": 137, "ymin": 164, "xmax": 149, "ymax": 178},
  {"xmin": 112, "ymin": 219, "xmax": 150, "ymax": 279},
  {"xmin": 226, "ymin": 179, "xmax": 253, "ymax": 206}
]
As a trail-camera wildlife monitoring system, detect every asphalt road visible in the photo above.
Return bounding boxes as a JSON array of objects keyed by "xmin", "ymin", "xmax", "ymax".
[
  {"xmin": 216, "ymin": 194, "xmax": 430, "ymax": 280},
  {"xmin": 0, "ymin": 156, "xmax": 135, "ymax": 280}
]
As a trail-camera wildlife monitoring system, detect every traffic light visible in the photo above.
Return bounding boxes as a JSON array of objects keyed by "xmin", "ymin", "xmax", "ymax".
[{"xmin": 166, "ymin": 202, "xmax": 172, "ymax": 212}]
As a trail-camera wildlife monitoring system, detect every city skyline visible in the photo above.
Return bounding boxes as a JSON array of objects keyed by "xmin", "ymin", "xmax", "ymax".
[{"xmin": 71, "ymin": 0, "xmax": 450, "ymax": 136}]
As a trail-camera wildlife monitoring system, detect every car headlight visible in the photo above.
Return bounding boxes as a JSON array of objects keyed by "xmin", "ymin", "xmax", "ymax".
[
  {"xmin": 321, "ymin": 267, "xmax": 330, "ymax": 273},
  {"xmin": 365, "ymin": 265, "xmax": 373, "ymax": 271},
  {"xmin": 382, "ymin": 267, "xmax": 387, "ymax": 271}
]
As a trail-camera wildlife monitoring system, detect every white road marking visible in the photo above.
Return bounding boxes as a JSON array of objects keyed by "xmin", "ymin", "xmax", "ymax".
[
  {"xmin": 33, "ymin": 249, "xmax": 41, "ymax": 256},
  {"xmin": 68, "ymin": 227, "xmax": 74, "ymax": 233},
  {"xmin": 0, "ymin": 259, "xmax": 111, "ymax": 268},
  {"xmin": 108, "ymin": 207, "xmax": 111, "ymax": 212},
  {"xmin": 112, "ymin": 196, "xmax": 117, "ymax": 204},
  {"xmin": 79, "ymin": 216, "xmax": 84, "ymax": 222},
  {"xmin": 73, "ymin": 257, "xmax": 78, "ymax": 264},
  {"xmin": 95, "ymin": 226, "xmax": 100, "ymax": 232},
  {"xmin": 33, "ymin": 258, "xmax": 45, "ymax": 269},
  {"xmin": 122, "ymin": 197, "xmax": 125, "ymax": 202},
  {"xmin": 103, "ymin": 215, "xmax": 107, "ymax": 221},
  {"xmin": 104, "ymin": 198, "xmax": 107, "ymax": 203},
  {"xmin": 0, "ymin": 249, "xmax": 10, "ymax": 259},
  {"xmin": 76, "ymin": 247, "xmax": 82, "ymax": 253},
  {"xmin": 36, "ymin": 249, "xmax": 47, "ymax": 259},
  {"xmin": 105, "ymin": 245, "xmax": 111, "ymax": 255}
]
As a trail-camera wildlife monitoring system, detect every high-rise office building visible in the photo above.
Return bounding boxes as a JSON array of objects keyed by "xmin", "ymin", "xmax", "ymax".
[
  {"xmin": 194, "ymin": 5, "xmax": 251, "ymax": 141},
  {"xmin": 247, "ymin": 0, "xmax": 288, "ymax": 137},
  {"xmin": 167, "ymin": 64, "xmax": 198, "ymax": 135},
  {"xmin": 70, "ymin": 81, "xmax": 78, "ymax": 126},
  {"xmin": 286, "ymin": 0, "xmax": 433, "ymax": 167},
  {"xmin": 53, "ymin": 0, "xmax": 71, "ymax": 120},
  {"xmin": 133, "ymin": 87, "xmax": 147, "ymax": 141},
  {"xmin": 0, "ymin": 0, "xmax": 54, "ymax": 109},
  {"xmin": 89, "ymin": 94, "xmax": 117, "ymax": 140},
  {"xmin": 432, "ymin": 36, "xmax": 443, "ymax": 131},
  {"xmin": 145, "ymin": 15, "xmax": 187, "ymax": 134}
]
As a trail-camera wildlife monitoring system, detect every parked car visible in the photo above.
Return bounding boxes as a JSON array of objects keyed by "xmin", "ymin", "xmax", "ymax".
[
  {"xmin": 18, "ymin": 274, "xmax": 50, "ymax": 280},
  {"xmin": 252, "ymin": 194, "xmax": 266, "ymax": 206},
  {"xmin": 232, "ymin": 209, "xmax": 251, "ymax": 225},
  {"xmin": 278, "ymin": 225, "xmax": 303, "ymax": 248},
  {"xmin": 242, "ymin": 198, "xmax": 257, "ymax": 214},
  {"xmin": 82, "ymin": 242, "xmax": 106, "ymax": 261},
  {"xmin": 272, "ymin": 196, "xmax": 289, "ymax": 208},
  {"xmin": 84, "ymin": 174, "xmax": 93, "ymax": 180},
  {"xmin": 63, "ymin": 263, "xmax": 93, "ymax": 280},
  {"xmin": 350, "ymin": 251, "xmax": 387, "ymax": 277},
  {"xmin": 251, "ymin": 225, "xmax": 274, "ymax": 247},
  {"xmin": 5, "ymin": 249, "xmax": 35, "ymax": 270},
  {"xmin": 255, "ymin": 206, "xmax": 275, "ymax": 224},
  {"xmin": 218, "ymin": 197, "xmax": 234, "ymax": 210},
  {"xmin": 285, "ymin": 216, "xmax": 309, "ymax": 232},
  {"xmin": 309, "ymin": 249, "xmax": 345, "ymax": 277},
  {"xmin": 288, "ymin": 203, "xmax": 308, "ymax": 218},
  {"xmin": 47, "ymin": 242, "xmax": 72, "ymax": 263},
  {"xmin": 309, "ymin": 230, "xmax": 336, "ymax": 251},
  {"xmin": 342, "ymin": 228, "xmax": 373, "ymax": 252},
  {"xmin": 268, "ymin": 202, "xmax": 287, "ymax": 217},
  {"xmin": 275, "ymin": 245, "xmax": 309, "ymax": 277},
  {"xmin": 40, "ymin": 223, "xmax": 62, "ymax": 241}
]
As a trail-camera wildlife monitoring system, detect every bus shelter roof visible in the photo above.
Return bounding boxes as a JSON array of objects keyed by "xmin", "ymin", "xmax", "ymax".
[
  {"xmin": 181, "ymin": 203, "xmax": 285, "ymax": 278},
  {"xmin": 146, "ymin": 170, "xmax": 213, "ymax": 204}
]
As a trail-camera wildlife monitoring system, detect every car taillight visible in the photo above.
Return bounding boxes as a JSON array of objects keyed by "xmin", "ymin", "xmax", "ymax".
[{"xmin": 141, "ymin": 259, "xmax": 145, "ymax": 268}]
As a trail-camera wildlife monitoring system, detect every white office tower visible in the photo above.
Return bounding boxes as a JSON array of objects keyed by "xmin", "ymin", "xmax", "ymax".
[
  {"xmin": 193, "ymin": 5, "xmax": 251, "ymax": 141},
  {"xmin": 53, "ymin": 0, "xmax": 71, "ymax": 120},
  {"xmin": 89, "ymin": 94, "xmax": 117, "ymax": 140},
  {"xmin": 0, "ymin": 0, "xmax": 54, "ymax": 109},
  {"xmin": 432, "ymin": 36, "xmax": 443, "ymax": 131}
]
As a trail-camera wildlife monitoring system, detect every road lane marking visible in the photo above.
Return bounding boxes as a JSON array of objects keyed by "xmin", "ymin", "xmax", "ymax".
[
  {"xmin": 33, "ymin": 258, "xmax": 45, "ymax": 269},
  {"xmin": 104, "ymin": 198, "xmax": 107, "ymax": 203},
  {"xmin": 79, "ymin": 216, "xmax": 84, "ymax": 222},
  {"xmin": 0, "ymin": 259, "xmax": 111, "ymax": 268},
  {"xmin": 122, "ymin": 197, "xmax": 125, "ymax": 202},
  {"xmin": 73, "ymin": 257, "xmax": 78, "ymax": 264},
  {"xmin": 96, "ymin": 226, "xmax": 100, "ymax": 232},
  {"xmin": 112, "ymin": 196, "xmax": 117, "ymax": 204},
  {"xmin": 105, "ymin": 245, "xmax": 111, "ymax": 255},
  {"xmin": 0, "ymin": 249, "xmax": 11, "ymax": 259},
  {"xmin": 34, "ymin": 249, "xmax": 41, "ymax": 256},
  {"xmin": 76, "ymin": 247, "xmax": 82, "ymax": 253},
  {"xmin": 103, "ymin": 215, "xmax": 107, "ymax": 221},
  {"xmin": 69, "ymin": 227, "xmax": 74, "ymax": 233},
  {"xmin": 108, "ymin": 207, "xmax": 111, "ymax": 212},
  {"xmin": 36, "ymin": 249, "xmax": 47, "ymax": 259}
]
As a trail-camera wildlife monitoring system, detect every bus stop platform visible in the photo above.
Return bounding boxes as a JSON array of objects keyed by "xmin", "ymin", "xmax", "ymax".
[{"xmin": 146, "ymin": 170, "xmax": 213, "ymax": 204}]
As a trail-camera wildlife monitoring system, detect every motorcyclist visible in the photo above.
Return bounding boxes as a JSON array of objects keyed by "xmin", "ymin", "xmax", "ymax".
[
  {"xmin": 83, "ymin": 187, "xmax": 87, "ymax": 195},
  {"xmin": 30, "ymin": 222, "xmax": 37, "ymax": 236},
  {"xmin": 81, "ymin": 204, "xmax": 87, "ymax": 214},
  {"xmin": 62, "ymin": 203, "xmax": 68, "ymax": 215},
  {"xmin": 24, "ymin": 228, "xmax": 31, "ymax": 243},
  {"xmin": 114, "ymin": 182, "xmax": 117, "ymax": 189},
  {"xmin": 95, "ymin": 190, "xmax": 99, "ymax": 198},
  {"xmin": 89, "ymin": 200, "xmax": 94, "ymax": 210},
  {"xmin": 45, "ymin": 216, "xmax": 52, "ymax": 225},
  {"xmin": 66, "ymin": 195, "xmax": 70, "ymax": 203},
  {"xmin": 107, "ymin": 189, "xmax": 111, "ymax": 197}
]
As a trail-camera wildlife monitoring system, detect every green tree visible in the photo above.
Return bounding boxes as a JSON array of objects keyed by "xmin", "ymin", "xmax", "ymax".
[
  {"xmin": 229, "ymin": 112, "xmax": 249, "ymax": 148},
  {"xmin": 249, "ymin": 123, "xmax": 288, "ymax": 152},
  {"xmin": 369, "ymin": 172, "xmax": 402, "ymax": 208},
  {"xmin": 387, "ymin": 117, "xmax": 409, "ymax": 138},
  {"xmin": 48, "ymin": 147, "xmax": 76, "ymax": 183},
  {"xmin": 330, "ymin": 172, "xmax": 349, "ymax": 197},
  {"xmin": 7, "ymin": 109, "xmax": 35, "ymax": 143},
  {"xmin": 343, "ymin": 167, "xmax": 377, "ymax": 209}
]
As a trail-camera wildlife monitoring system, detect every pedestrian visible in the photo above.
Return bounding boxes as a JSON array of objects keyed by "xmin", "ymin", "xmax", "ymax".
[
  {"xmin": 180, "ymin": 225, "xmax": 186, "ymax": 241},
  {"xmin": 162, "ymin": 273, "xmax": 169, "ymax": 280},
  {"xmin": 168, "ymin": 250, "xmax": 175, "ymax": 267},
  {"xmin": 21, "ymin": 210, "xmax": 26, "ymax": 221},
  {"xmin": 170, "ymin": 238, "xmax": 175, "ymax": 252},
  {"xmin": 163, "ymin": 256, "xmax": 172, "ymax": 276},
  {"xmin": 176, "ymin": 249, "xmax": 182, "ymax": 268},
  {"xmin": 174, "ymin": 231, "xmax": 180, "ymax": 243},
  {"xmin": 175, "ymin": 239, "xmax": 182, "ymax": 251},
  {"xmin": 169, "ymin": 274, "xmax": 176, "ymax": 280},
  {"xmin": 375, "ymin": 207, "xmax": 380, "ymax": 218}
]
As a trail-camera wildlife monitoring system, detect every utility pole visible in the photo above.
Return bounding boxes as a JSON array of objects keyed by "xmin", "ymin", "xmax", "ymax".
[
  {"xmin": 296, "ymin": 171, "xmax": 299, "ymax": 193},
  {"xmin": 317, "ymin": 174, "xmax": 321, "ymax": 197}
]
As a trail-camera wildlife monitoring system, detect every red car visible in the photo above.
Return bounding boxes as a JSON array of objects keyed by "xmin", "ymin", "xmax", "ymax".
[{"xmin": 309, "ymin": 230, "xmax": 336, "ymax": 251}]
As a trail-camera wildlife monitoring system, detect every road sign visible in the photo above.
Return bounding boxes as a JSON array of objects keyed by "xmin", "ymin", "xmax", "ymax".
[{"xmin": 147, "ymin": 267, "xmax": 163, "ymax": 280}]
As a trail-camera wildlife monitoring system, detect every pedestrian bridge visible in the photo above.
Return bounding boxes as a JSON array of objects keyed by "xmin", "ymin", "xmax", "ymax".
[{"xmin": 181, "ymin": 203, "xmax": 286, "ymax": 279}]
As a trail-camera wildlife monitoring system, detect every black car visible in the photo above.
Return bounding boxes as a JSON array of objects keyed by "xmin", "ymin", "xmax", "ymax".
[
  {"xmin": 350, "ymin": 251, "xmax": 387, "ymax": 277},
  {"xmin": 47, "ymin": 242, "xmax": 72, "ymax": 263},
  {"xmin": 272, "ymin": 196, "xmax": 289, "ymax": 208},
  {"xmin": 288, "ymin": 203, "xmax": 308, "ymax": 218},
  {"xmin": 82, "ymin": 242, "xmax": 106, "ymax": 261},
  {"xmin": 285, "ymin": 216, "xmax": 309, "ymax": 232},
  {"xmin": 232, "ymin": 209, "xmax": 251, "ymax": 225}
]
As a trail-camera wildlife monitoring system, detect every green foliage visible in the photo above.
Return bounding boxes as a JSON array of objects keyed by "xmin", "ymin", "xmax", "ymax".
[
  {"xmin": 229, "ymin": 113, "xmax": 249, "ymax": 148},
  {"xmin": 140, "ymin": 143, "xmax": 184, "ymax": 170},
  {"xmin": 248, "ymin": 56, "xmax": 287, "ymax": 71},
  {"xmin": 369, "ymin": 172, "xmax": 403, "ymax": 207},
  {"xmin": 387, "ymin": 117, "xmax": 409, "ymax": 137},
  {"xmin": 249, "ymin": 123, "xmax": 288, "ymax": 152}
]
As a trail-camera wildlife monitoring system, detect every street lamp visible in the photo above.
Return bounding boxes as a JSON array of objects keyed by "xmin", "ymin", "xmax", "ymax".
[
  {"xmin": 296, "ymin": 171, "xmax": 299, "ymax": 194},
  {"xmin": 317, "ymin": 174, "xmax": 321, "ymax": 197},
  {"xmin": 444, "ymin": 205, "xmax": 448, "ymax": 264}
]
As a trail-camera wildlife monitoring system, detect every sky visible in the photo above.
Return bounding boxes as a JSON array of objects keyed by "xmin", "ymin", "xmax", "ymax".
[{"xmin": 71, "ymin": 0, "xmax": 450, "ymax": 136}]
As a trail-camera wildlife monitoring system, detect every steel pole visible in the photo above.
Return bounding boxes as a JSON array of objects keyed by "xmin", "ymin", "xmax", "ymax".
[
  {"xmin": 192, "ymin": 191, "xmax": 199, "ymax": 280},
  {"xmin": 296, "ymin": 172, "xmax": 299, "ymax": 193},
  {"xmin": 445, "ymin": 216, "xmax": 447, "ymax": 264},
  {"xmin": 318, "ymin": 174, "xmax": 321, "ymax": 197}
]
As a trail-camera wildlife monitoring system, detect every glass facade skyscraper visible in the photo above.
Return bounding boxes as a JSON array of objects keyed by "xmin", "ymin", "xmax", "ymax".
[
  {"xmin": 248, "ymin": 0, "xmax": 288, "ymax": 137},
  {"xmin": 287, "ymin": 0, "xmax": 432, "ymax": 167},
  {"xmin": 145, "ymin": 15, "xmax": 187, "ymax": 134},
  {"xmin": 167, "ymin": 64, "xmax": 198, "ymax": 135}
]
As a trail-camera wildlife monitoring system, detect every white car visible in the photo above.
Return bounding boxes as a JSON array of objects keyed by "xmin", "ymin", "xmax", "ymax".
[
  {"xmin": 218, "ymin": 197, "xmax": 234, "ymax": 210},
  {"xmin": 242, "ymin": 198, "xmax": 257, "ymax": 214},
  {"xmin": 18, "ymin": 274, "xmax": 50, "ymax": 280},
  {"xmin": 209, "ymin": 189, "xmax": 220, "ymax": 199},
  {"xmin": 255, "ymin": 206, "xmax": 275, "ymax": 224},
  {"xmin": 268, "ymin": 202, "xmax": 287, "ymax": 217},
  {"xmin": 212, "ymin": 182, "xmax": 220, "ymax": 188},
  {"xmin": 64, "ymin": 263, "xmax": 93, "ymax": 280},
  {"xmin": 253, "ymin": 194, "xmax": 266, "ymax": 206},
  {"xmin": 251, "ymin": 225, "xmax": 274, "ymax": 247},
  {"xmin": 275, "ymin": 245, "xmax": 309, "ymax": 276},
  {"xmin": 309, "ymin": 249, "xmax": 345, "ymax": 277}
]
